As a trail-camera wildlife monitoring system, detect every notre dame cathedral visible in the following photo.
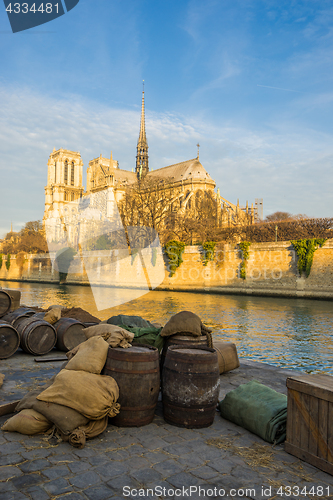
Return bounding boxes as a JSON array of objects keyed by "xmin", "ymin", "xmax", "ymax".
[{"xmin": 43, "ymin": 89, "xmax": 262, "ymax": 247}]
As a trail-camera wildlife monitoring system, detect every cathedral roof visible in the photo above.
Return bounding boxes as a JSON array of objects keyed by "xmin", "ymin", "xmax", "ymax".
[
  {"xmin": 113, "ymin": 168, "xmax": 137, "ymax": 184},
  {"xmin": 147, "ymin": 158, "xmax": 215, "ymax": 184}
]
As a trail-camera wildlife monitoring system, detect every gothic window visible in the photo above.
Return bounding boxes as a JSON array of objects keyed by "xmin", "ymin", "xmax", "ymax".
[
  {"xmin": 71, "ymin": 192, "xmax": 75, "ymax": 201},
  {"xmin": 186, "ymin": 191, "xmax": 192, "ymax": 210},
  {"xmin": 64, "ymin": 160, "xmax": 68, "ymax": 184},
  {"xmin": 195, "ymin": 190, "xmax": 202, "ymax": 209},
  {"xmin": 71, "ymin": 162, "xmax": 75, "ymax": 186},
  {"xmin": 64, "ymin": 192, "xmax": 68, "ymax": 201},
  {"xmin": 54, "ymin": 162, "xmax": 57, "ymax": 183}
]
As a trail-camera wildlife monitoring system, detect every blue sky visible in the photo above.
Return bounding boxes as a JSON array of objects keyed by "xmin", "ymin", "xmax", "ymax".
[{"xmin": 1, "ymin": 0, "xmax": 333, "ymax": 237}]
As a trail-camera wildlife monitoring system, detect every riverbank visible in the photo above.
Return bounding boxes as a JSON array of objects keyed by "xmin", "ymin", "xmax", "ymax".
[
  {"xmin": 1, "ymin": 351, "xmax": 332, "ymax": 499},
  {"xmin": 1, "ymin": 240, "xmax": 333, "ymax": 301}
]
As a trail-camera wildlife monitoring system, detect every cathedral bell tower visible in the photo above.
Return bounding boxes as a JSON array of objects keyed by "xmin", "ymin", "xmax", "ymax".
[{"xmin": 135, "ymin": 82, "xmax": 149, "ymax": 180}]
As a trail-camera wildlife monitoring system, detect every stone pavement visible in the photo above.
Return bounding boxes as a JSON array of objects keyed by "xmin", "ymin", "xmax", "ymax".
[{"xmin": 0, "ymin": 351, "xmax": 332, "ymax": 500}]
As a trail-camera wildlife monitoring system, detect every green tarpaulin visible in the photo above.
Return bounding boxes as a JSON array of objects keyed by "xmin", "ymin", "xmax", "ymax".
[
  {"xmin": 219, "ymin": 380, "xmax": 287, "ymax": 444},
  {"xmin": 107, "ymin": 315, "xmax": 164, "ymax": 352}
]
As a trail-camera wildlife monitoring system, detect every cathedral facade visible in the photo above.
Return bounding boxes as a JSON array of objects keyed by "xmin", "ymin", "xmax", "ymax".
[{"xmin": 43, "ymin": 89, "xmax": 260, "ymax": 248}]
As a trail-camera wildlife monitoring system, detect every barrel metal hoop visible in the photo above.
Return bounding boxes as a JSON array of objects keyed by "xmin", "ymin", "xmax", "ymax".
[
  {"xmin": 104, "ymin": 366, "xmax": 159, "ymax": 374},
  {"xmin": 119, "ymin": 403, "xmax": 157, "ymax": 411},
  {"xmin": 163, "ymin": 397, "xmax": 217, "ymax": 411}
]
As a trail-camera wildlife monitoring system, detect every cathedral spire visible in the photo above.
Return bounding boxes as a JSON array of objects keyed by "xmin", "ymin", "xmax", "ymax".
[{"xmin": 136, "ymin": 81, "xmax": 149, "ymax": 179}]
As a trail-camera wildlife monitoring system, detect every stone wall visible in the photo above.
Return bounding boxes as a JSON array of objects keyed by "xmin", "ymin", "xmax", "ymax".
[{"xmin": 1, "ymin": 239, "xmax": 332, "ymax": 300}]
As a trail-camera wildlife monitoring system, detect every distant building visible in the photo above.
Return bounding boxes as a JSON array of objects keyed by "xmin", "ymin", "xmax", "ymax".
[{"xmin": 43, "ymin": 89, "xmax": 260, "ymax": 247}]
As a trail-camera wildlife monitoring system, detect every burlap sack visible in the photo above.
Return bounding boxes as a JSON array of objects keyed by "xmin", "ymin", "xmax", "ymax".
[
  {"xmin": 65, "ymin": 336, "xmax": 109, "ymax": 374},
  {"xmin": 84, "ymin": 324, "xmax": 134, "ymax": 348},
  {"xmin": 160, "ymin": 311, "xmax": 203, "ymax": 337},
  {"xmin": 58, "ymin": 416, "xmax": 108, "ymax": 448},
  {"xmin": 0, "ymin": 373, "xmax": 4, "ymax": 389},
  {"xmin": 37, "ymin": 369, "xmax": 120, "ymax": 420},
  {"xmin": 16, "ymin": 389, "xmax": 89, "ymax": 435},
  {"xmin": 1, "ymin": 409, "xmax": 52, "ymax": 435},
  {"xmin": 43, "ymin": 308, "xmax": 62, "ymax": 324}
]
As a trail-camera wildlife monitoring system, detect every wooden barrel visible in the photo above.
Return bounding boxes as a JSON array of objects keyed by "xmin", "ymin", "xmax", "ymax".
[
  {"xmin": 15, "ymin": 316, "xmax": 57, "ymax": 356},
  {"xmin": 1, "ymin": 289, "xmax": 21, "ymax": 311},
  {"xmin": 0, "ymin": 290, "xmax": 11, "ymax": 318},
  {"xmin": 102, "ymin": 345, "xmax": 160, "ymax": 427},
  {"xmin": 162, "ymin": 345, "xmax": 220, "ymax": 429},
  {"xmin": 213, "ymin": 341, "xmax": 240, "ymax": 374},
  {"xmin": 160, "ymin": 334, "xmax": 209, "ymax": 378},
  {"xmin": 54, "ymin": 318, "xmax": 86, "ymax": 351},
  {"xmin": 1, "ymin": 308, "xmax": 36, "ymax": 327},
  {"xmin": 0, "ymin": 320, "xmax": 20, "ymax": 359}
]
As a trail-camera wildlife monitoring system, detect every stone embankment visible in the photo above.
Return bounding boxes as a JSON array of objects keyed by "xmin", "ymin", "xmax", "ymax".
[
  {"xmin": 1, "ymin": 351, "xmax": 332, "ymax": 499},
  {"xmin": 1, "ymin": 239, "xmax": 333, "ymax": 300}
]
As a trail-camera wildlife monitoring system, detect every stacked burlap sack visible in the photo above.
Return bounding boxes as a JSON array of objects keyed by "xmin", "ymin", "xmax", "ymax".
[
  {"xmin": 1, "ymin": 336, "xmax": 120, "ymax": 448},
  {"xmin": 160, "ymin": 310, "xmax": 213, "ymax": 347}
]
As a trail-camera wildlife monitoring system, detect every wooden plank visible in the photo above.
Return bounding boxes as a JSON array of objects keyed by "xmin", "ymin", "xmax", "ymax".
[
  {"xmin": 0, "ymin": 400, "xmax": 20, "ymax": 417},
  {"xmin": 287, "ymin": 375, "xmax": 333, "ymax": 403},
  {"xmin": 308, "ymin": 394, "xmax": 319, "ymax": 457},
  {"xmin": 289, "ymin": 389, "xmax": 301, "ymax": 449},
  {"xmin": 285, "ymin": 442, "xmax": 333, "ymax": 476},
  {"xmin": 299, "ymin": 392, "xmax": 309, "ymax": 452},
  {"xmin": 34, "ymin": 356, "xmax": 67, "ymax": 362},
  {"xmin": 328, "ymin": 402, "xmax": 333, "ymax": 463},
  {"xmin": 318, "ymin": 399, "xmax": 328, "ymax": 461}
]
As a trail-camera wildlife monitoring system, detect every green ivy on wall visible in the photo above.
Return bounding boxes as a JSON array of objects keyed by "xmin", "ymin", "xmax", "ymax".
[
  {"xmin": 239, "ymin": 242, "xmax": 251, "ymax": 279},
  {"xmin": 291, "ymin": 238, "xmax": 326, "ymax": 277},
  {"xmin": 201, "ymin": 241, "xmax": 217, "ymax": 266},
  {"xmin": 131, "ymin": 249, "xmax": 139, "ymax": 265},
  {"xmin": 0, "ymin": 254, "xmax": 2, "ymax": 269},
  {"xmin": 5, "ymin": 254, "xmax": 11, "ymax": 271},
  {"xmin": 164, "ymin": 240, "xmax": 185, "ymax": 276},
  {"xmin": 151, "ymin": 247, "xmax": 157, "ymax": 267}
]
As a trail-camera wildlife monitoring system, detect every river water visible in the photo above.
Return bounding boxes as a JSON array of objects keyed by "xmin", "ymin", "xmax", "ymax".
[{"xmin": 2, "ymin": 280, "xmax": 333, "ymax": 375}]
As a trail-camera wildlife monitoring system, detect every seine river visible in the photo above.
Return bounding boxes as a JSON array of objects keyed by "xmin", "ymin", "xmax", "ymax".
[{"xmin": 2, "ymin": 280, "xmax": 333, "ymax": 375}]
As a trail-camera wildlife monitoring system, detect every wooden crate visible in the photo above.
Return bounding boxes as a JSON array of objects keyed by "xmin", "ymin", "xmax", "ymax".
[{"xmin": 285, "ymin": 374, "xmax": 333, "ymax": 475}]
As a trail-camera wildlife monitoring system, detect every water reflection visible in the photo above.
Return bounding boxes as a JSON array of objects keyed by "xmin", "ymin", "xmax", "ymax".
[{"xmin": 1, "ymin": 281, "xmax": 332, "ymax": 375}]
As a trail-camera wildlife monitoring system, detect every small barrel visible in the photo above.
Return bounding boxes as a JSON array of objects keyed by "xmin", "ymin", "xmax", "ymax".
[
  {"xmin": 0, "ymin": 320, "xmax": 20, "ymax": 359},
  {"xmin": 213, "ymin": 341, "xmax": 240, "ymax": 374},
  {"xmin": 1, "ymin": 289, "xmax": 21, "ymax": 311},
  {"xmin": 162, "ymin": 345, "xmax": 220, "ymax": 429},
  {"xmin": 54, "ymin": 318, "xmax": 86, "ymax": 351},
  {"xmin": 15, "ymin": 316, "xmax": 57, "ymax": 356},
  {"xmin": 102, "ymin": 345, "xmax": 160, "ymax": 427},
  {"xmin": 0, "ymin": 290, "xmax": 12, "ymax": 318},
  {"xmin": 2, "ymin": 308, "xmax": 36, "ymax": 327}
]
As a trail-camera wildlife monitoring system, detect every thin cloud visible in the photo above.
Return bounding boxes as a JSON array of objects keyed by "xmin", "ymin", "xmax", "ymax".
[{"xmin": 257, "ymin": 84, "xmax": 304, "ymax": 93}]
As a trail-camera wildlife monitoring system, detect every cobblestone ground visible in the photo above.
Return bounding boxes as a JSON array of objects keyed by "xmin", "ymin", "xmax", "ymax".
[{"xmin": 0, "ymin": 352, "xmax": 332, "ymax": 500}]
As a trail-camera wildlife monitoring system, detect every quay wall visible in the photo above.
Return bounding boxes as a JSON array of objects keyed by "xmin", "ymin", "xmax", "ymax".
[{"xmin": 1, "ymin": 239, "xmax": 333, "ymax": 300}]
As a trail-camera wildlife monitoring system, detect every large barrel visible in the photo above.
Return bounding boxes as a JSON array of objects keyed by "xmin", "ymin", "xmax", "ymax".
[
  {"xmin": 0, "ymin": 320, "xmax": 20, "ymax": 359},
  {"xmin": 162, "ymin": 345, "xmax": 220, "ymax": 429},
  {"xmin": 15, "ymin": 316, "xmax": 57, "ymax": 356},
  {"xmin": 0, "ymin": 290, "xmax": 12, "ymax": 317},
  {"xmin": 160, "ymin": 334, "xmax": 208, "ymax": 371},
  {"xmin": 1, "ymin": 308, "xmax": 36, "ymax": 327},
  {"xmin": 213, "ymin": 341, "xmax": 240, "ymax": 374},
  {"xmin": 102, "ymin": 345, "xmax": 160, "ymax": 427},
  {"xmin": 54, "ymin": 318, "xmax": 86, "ymax": 351}
]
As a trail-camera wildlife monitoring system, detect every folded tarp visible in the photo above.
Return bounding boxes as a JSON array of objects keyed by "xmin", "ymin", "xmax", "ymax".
[
  {"xmin": 219, "ymin": 380, "xmax": 287, "ymax": 444},
  {"xmin": 107, "ymin": 314, "xmax": 164, "ymax": 352}
]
